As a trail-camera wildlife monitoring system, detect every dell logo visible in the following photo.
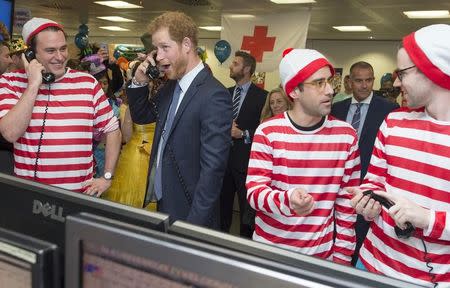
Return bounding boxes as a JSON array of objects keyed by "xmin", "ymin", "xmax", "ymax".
[{"xmin": 32, "ymin": 200, "xmax": 65, "ymax": 222}]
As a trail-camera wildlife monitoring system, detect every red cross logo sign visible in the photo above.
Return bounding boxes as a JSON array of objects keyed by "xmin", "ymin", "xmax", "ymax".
[
  {"xmin": 221, "ymin": 11, "xmax": 311, "ymax": 72},
  {"xmin": 241, "ymin": 26, "xmax": 276, "ymax": 63}
]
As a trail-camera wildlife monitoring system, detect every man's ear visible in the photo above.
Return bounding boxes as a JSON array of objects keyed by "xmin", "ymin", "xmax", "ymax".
[
  {"xmin": 182, "ymin": 37, "xmax": 191, "ymax": 52},
  {"xmin": 289, "ymin": 87, "xmax": 301, "ymax": 100},
  {"xmin": 243, "ymin": 65, "xmax": 251, "ymax": 75}
]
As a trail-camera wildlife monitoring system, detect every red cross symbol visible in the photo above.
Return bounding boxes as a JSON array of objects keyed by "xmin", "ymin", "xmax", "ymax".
[{"xmin": 241, "ymin": 26, "xmax": 276, "ymax": 62}]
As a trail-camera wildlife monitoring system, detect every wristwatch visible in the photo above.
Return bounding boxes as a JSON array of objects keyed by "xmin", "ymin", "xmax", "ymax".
[{"xmin": 103, "ymin": 172, "xmax": 113, "ymax": 180}]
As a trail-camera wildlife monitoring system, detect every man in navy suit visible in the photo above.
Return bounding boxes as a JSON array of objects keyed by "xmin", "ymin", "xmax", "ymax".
[
  {"xmin": 126, "ymin": 11, "xmax": 231, "ymax": 229},
  {"xmin": 220, "ymin": 51, "xmax": 267, "ymax": 237},
  {"xmin": 331, "ymin": 61, "xmax": 398, "ymax": 265}
]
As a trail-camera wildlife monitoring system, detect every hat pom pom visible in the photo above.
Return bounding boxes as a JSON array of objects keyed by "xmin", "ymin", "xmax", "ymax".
[{"xmin": 282, "ymin": 48, "xmax": 294, "ymax": 58}]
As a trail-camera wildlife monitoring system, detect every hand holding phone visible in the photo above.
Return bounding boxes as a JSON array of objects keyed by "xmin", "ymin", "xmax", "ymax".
[
  {"xmin": 24, "ymin": 49, "xmax": 55, "ymax": 84},
  {"xmin": 362, "ymin": 190, "xmax": 415, "ymax": 238},
  {"xmin": 98, "ymin": 43, "xmax": 109, "ymax": 61}
]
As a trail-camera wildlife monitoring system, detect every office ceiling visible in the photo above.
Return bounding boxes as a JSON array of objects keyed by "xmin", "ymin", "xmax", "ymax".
[{"xmin": 12, "ymin": 0, "xmax": 450, "ymax": 40}]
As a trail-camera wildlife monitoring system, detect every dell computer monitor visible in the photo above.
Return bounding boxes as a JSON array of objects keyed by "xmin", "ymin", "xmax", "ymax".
[
  {"xmin": 0, "ymin": 227, "xmax": 59, "ymax": 288},
  {"xmin": 0, "ymin": 173, "xmax": 169, "ymax": 252},
  {"xmin": 65, "ymin": 212, "xmax": 354, "ymax": 288},
  {"xmin": 168, "ymin": 221, "xmax": 421, "ymax": 288}
]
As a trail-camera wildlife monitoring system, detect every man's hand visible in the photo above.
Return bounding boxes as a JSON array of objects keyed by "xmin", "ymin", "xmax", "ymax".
[
  {"xmin": 22, "ymin": 53, "xmax": 43, "ymax": 88},
  {"xmin": 348, "ymin": 187, "xmax": 382, "ymax": 221},
  {"xmin": 373, "ymin": 191, "xmax": 430, "ymax": 230},
  {"xmin": 133, "ymin": 51, "xmax": 157, "ymax": 84},
  {"xmin": 231, "ymin": 120, "xmax": 243, "ymax": 138},
  {"xmin": 83, "ymin": 178, "xmax": 112, "ymax": 197},
  {"xmin": 290, "ymin": 187, "xmax": 315, "ymax": 216}
]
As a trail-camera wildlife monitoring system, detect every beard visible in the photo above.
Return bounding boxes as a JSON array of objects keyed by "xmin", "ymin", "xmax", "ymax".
[
  {"xmin": 166, "ymin": 55, "xmax": 188, "ymax": 80},
  {"xmin": 230, "ymin": 69, "xmax": 245, "ymax": 82}
]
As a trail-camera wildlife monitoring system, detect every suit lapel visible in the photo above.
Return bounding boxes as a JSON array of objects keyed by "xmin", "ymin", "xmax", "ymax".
[{"xmin": 166, "ymin": 68, "xmax": 207, "ymax": 138}]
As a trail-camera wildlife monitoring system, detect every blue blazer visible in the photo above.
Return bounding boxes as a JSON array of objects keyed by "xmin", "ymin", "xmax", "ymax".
[
  {"xmin": 127, "ymin": 68, "xmax": 232, "ymax": 228},
  {"xmin": 331, "ymin": 93, "xmax": 399, "ymax": 179}
]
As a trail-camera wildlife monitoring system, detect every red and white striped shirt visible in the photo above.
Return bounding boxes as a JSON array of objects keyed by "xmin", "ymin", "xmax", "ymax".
[
  {"xmin": 0, "ymin": 69, "xmax": 118, "ymax": 192},
  {"xmin": 359, "ymin": 108, "xmax": 450, "ymax": 287},
  {"xmin": 246, "ymin": 113, "xmax": 360, "ymax": 265}
]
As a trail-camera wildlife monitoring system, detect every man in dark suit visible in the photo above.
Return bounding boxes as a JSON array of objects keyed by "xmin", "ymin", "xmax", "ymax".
[
  {"xmin": 331, "ymin": 61, "xmax": 399, "ymax": 265},
  {"xmin": 220, "ymin": 51, "xmax": 267, "ymax": 237},
  {"xmin": 126, "ymin": 11, "xmax": 231, "ymax": 229}
]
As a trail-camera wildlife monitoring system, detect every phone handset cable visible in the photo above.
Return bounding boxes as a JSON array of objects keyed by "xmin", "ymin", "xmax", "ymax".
[{"xmin": 33, "ymin": 84, "xmax": 51, "ymax": 181}]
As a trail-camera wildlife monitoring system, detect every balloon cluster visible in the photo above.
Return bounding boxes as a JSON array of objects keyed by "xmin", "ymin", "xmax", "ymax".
[{"xmin": 75, "ymin": 24, "xmax": 92, "ymax": 56}]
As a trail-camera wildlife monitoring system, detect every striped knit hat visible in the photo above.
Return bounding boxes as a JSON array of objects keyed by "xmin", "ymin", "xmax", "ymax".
[
  {"xmin": 403, "ymin": 24, "xmax": 450, "ymax": 90},
  {"xmin": 279, "ymin": 48, "xmax": 334, "ymax": 97},
  {"xmin": 22, "ymin": 17, "xmax": 63, "ymax": 45}
]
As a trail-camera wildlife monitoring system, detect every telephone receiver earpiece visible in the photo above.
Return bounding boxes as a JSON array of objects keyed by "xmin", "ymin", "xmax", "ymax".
[{"xmin": 24, "ymin": 49, "xmax": 56, "ymax": 84}]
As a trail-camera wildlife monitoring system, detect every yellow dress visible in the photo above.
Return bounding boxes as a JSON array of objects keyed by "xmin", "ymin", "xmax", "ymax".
[{"xmin": 102, "ymin": 105, "xmax": 156, "ymax": 211}]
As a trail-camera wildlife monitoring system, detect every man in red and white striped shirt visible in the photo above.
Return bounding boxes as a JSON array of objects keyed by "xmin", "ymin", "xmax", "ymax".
[
  {"xmin": 350, "ymin": 24, "xmax": 450, "ymax": 287},
  {"xmin": 246, "ymin": 48, "xmax": 360, "ymax": 265},
  {"xmin": 0, "ymin": 18, "xmax": 121, "ymax": 196}
]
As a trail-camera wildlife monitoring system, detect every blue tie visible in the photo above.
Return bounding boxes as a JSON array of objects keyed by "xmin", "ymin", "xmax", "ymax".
[
  {"xmin": 152, "ymin": 82, "xmax": 182, "ymax": 201},
  {"xmin": 232, "ymin": 86, "xmax": 242, "ymax": 119},
  {"xmin": 351, "ymin": 103, "xmax": 362, "ymax": 134}
]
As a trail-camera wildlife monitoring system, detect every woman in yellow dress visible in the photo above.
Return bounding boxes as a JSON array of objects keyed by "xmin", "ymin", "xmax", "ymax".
[
  {"xmin": 102, "ymin": 65, "xmax": 166, "ymax": 211},
  {"xmin": 102, "ymin": 102, "xmax": 156, "ymax": 210}
]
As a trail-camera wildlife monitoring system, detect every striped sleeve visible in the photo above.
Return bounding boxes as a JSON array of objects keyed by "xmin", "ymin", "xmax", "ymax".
[
  {"xmin": 92, "ymin": 80, "xmax": 119, "ymax": 134},
  {"xmin": 333, "ymin": 132, "xmax": 360, "ymax": 264},
  {"xmin": 360, "ymin": 120, "xmax": 389, "ymax": 192},
  {"xmin": 246, "ymin": 124, "xmax": 297, "ymax": 217},
  {"xmin": 0, "ymin": 74, "xmax": 20, "ymax": 118}
]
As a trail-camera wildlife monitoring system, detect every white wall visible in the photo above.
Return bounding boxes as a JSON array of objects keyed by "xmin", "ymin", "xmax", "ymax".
[{"xmin": 199, "ymin": 38, "xmax": 401, "ymax": 91}]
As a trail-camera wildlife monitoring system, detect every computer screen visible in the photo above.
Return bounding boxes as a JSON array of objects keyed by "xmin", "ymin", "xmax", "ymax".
[
  {"xmin": 65, "ymin": 213, "xmax": 348, "ymax": 288},
  {"xmin": 0, "ymin": 227, "xmax": 59, "ymax": 288},
  {"xmin": 0, "ymin": 0, "xmax": 13, "ymax": 36},
  {"xmin": 0, "ymin": 173, "xmax": 170, "ymax": 253},
  {"xmin": 168, "ymin": 221, "xmax": 421, "ymax": 288}
]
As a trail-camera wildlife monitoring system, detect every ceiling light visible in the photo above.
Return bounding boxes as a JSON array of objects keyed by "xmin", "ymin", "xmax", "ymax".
[
  {"xmin": 97, "ymin": 16, "xmax": 135, "ymax": 22},
  {"xmin": 270, "ymin": 0, "xmax": 316, "ymax": 3},
  {"xmin": 99, "ymin": 26, "xmax": 130, "ymax": 31},
  {"xmin": 403, "ymin": 10, "xmax": 450, "ymax": 19},
  {"xmin": 94, "ymin": 1, "xmax": 143, "ymax": 9},
  {"xmin": 333, "ymin": 26, "xmax": 371, "ymax": 32},
  {"xmin": 199, "ymin": 26, "xmax": 222, "ymax": 31},
  {"xmin": 228, "ymin": 14, "xmax": 255, "ymax": 18}
]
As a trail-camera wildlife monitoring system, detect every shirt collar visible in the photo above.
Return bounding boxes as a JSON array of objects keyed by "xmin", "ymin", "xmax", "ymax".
[
  {"xmin": 237, "ymin": 81, "xmax": 252, "ymax": 94},
  {"xmin": 178, "ymin": 61, "xmax": 205, "ymax": 93},
  {"xmin": 351, "ymin": 91, "xmax": 373, "ymax": 105}
]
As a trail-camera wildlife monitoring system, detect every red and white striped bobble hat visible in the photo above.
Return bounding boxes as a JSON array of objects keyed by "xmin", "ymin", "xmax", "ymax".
[
  {"xmin": 279, "ymin": 48, "xmax": 334, "ymax": 97},
  {"xmin": 403, "ymin": 24, "xmax": 450, "ymax": 90},
  {"xmin": 22, "ymin": 17, "xmax": 63, "ymax": 45}
]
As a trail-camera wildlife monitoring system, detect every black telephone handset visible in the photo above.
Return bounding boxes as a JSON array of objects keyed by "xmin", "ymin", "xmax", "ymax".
[
  {"xmin": 24, "ymin": 49, "xmax": 56, "ymax": 84},
  {"xmin": 363, "ymin": 190, "xmax": 415, "ymax": 238}
]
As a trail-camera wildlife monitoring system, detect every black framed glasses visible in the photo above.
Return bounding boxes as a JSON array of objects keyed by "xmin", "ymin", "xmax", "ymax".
[{"xmin": 395, "ymin": 65, "xmax": 416, "ymax": 81}]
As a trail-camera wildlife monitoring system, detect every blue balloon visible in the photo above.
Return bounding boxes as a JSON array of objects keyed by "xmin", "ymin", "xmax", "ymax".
[
  {"xmin": 214, "ymin": 40, "xmax": 231, "ymax": 64},
  {"xmin": 74, "ymin": 33, "xmax": 89, "ymax": 49}
]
